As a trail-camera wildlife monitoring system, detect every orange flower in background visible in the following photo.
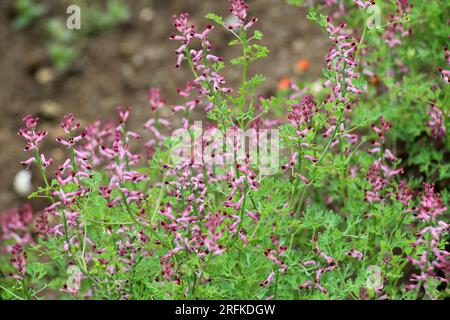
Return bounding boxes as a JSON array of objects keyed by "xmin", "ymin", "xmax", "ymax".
[
  {"xmin": 369, "ymin": 74, "xmax": 380, "ymax": 86},
  {"xmin": 277, "ymin": 76, "xmax": 292, "ymax": 90},
  {"xmin": 296, "ymin": 58, "xmax": 310, "ymax": 72}
]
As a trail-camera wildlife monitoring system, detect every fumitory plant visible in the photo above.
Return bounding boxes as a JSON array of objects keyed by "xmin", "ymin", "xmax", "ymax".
[{"xmin": 0, "ymin": 0, "xmax": 448, "ymax": 300}]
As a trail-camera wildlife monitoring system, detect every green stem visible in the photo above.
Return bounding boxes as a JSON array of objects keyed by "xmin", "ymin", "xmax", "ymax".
[{"xmin": 34, "ymin": 149, "xmax": 50, "ymax": 189}]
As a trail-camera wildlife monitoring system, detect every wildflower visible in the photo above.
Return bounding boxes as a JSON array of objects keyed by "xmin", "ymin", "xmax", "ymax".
[
  {"xmin": 35, "ymin": 211, "xmax": 55, "ymax": 237},
  {"xmin": 298, "ymin": 280, "xmax": 312, "ymax": 290},
  {"xmin": 169, "ymin": 12, "xmax": 232, "ymax": 113},
  {"xmin": 227, "ymin": 0, "xmax": 257, "ymax": 30},
  {"xmin": 56, "ymin": 113, "xmax": 86, "ymax": 149},
  {"xmin": 353, "ymin": 0, "xmax": 375, "ymax": 9},
  {"xmin": 427, "ymin": 104, "xmax": 446, "ymax": 143},
  {"xmin": 383, "ymin": 0, "xmax": 413, "ymax": 49},
  {"xmin": 323, "ymin": 0, "xmax": 347, "ymax": 18},
  {"xmin": 287, "ymin": 94, "xmax": 317, "ymax": 139},
  {"xmin": 260, "ymin": 271, "xmax": 275, "ymax": 287},
  {"xmin": 346, "ymin": 249, "xmax": 364, "ymax": 260},
  {"xmin": 263, "ymin": 233, "xmax": 288, "ymax": 273},
  {"xmin": 148, "ymin": 88, "xmax": 166, "ymax": 111},
  {"xmin": 298, "ymin": 235, "xmax": 337, "ymax": 293},
  {"xmin": 295, "ymin": 58, "xmax": 310, "ymax": 72},
  {"xmin": 0, "ymin": 204, "xmax": 34, "ymax": 250},
  {"xmin": 18, "ymin": 115, "xmax": 53, "ymax": 169},
  {"xmin": 406, "ymin": 184, "xmax": 449, "ymax": 298},
  {"xmin": 280, "ymin": 152, "xmax": 298, "ymax": 171},
  {"xmin": 438, "ymin": 47, "xmax": 450, "ymax": 83},
  {"xmin": 10, "ymin": 243, "xmax": 27, "ymax": 281},
  {"xmin": 324, "ymin": 17, "xmax": 361, "ymax": 102},
  {"xmin": 277, "ymin": 76, "xmax": 291, "ymax": 90},
  {"xmin": 408, "ymin": 183, "xmax": 447, "ymax": 222},
  {"xmin": 365, "ymin": 117, "xmax": 404, "ymax": 205},
  {"xmin": 396, "ymin": 180, "xmax": 414, "ymax": 206}
]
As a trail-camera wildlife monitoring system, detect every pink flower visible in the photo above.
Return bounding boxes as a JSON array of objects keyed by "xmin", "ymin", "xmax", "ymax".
[
  {"xmin": 287, "ymin": 94, "xmax": 317, "ymax": 139},
  {"xmin": 10, "ymin": 243, "xmax": 27, "ymax": 281},
  {"xmin": 263, "ymin": 233, "xmax": 288, "ymax": 273},
  {"xmin": 56, "ymin": 113, "xmax": 87, "ymax": 149},
  {"xmin": 169, "ymin": 13, "xmax": 232, "ymax": 112},
  {"xmin": 148, "ymin": 88, "xmax": 166, "ymax": 111},
  {"xmin": 427, "ymin": 104, "xmax": 446, "ymax": 143},
  {"xmin": 260, "ymin": 271, "xmax": 275, "ymax": 287},
  {"xmin": 324, "ymin": 17, "xmax": 361, "ymax": 102},
  {"xmin": 346, "ymin": 249, "xmax": 364, "ymax": 260},
  {"xmin": 0, "ymin": 204, "xmax": 34, "ymax": 250},
  {"xmin": 438, "ymin": 47, "xmax": 450, "ymax": 83},
  {"xmin": 227, "ymin": 0, "xmax": 257, "ymax": 30},
  {"xmin": 298, "ymin": 235, "xmax": 337, "ymax": 293},
  {"xmin": 382, "ymin": 1, "xmax": 413, "ymax": 49},
  {"xmin": 18, "ymin": 115, "xmax": 53, "ymax": 169},
  {"xmin": 409, "ymin": 183, "xmax": 447, "ymax": 222}
]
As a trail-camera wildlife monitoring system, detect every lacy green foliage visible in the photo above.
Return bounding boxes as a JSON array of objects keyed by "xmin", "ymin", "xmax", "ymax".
[{"xmin": 0, "ymin": 0, "xmax": 448, "ymax": 300}]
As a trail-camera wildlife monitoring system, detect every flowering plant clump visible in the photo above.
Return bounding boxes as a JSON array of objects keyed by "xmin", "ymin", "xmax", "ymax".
[{"xmin": 0, "ymin": 0, "xmax": 449, "ymax": 300}]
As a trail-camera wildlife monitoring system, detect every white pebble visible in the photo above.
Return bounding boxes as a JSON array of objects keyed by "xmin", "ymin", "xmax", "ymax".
[{"xmin": 13, "ymin": 170, "xmax": 32, "ymax": 196}]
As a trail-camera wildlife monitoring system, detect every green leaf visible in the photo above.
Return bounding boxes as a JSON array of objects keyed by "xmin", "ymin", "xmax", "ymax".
[
  {"xmin": 206, "ymin": 13, "xmax": 224, "ymax": 25},
  {"xmin": 253, "ymin": 30, "xmax": 264, "ymax": 40}
]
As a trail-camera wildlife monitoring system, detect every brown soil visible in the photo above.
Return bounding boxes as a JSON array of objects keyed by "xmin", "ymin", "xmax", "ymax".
[{"xmin": 0, "ymin": 0, "xmax": 327, "ymax": 211}]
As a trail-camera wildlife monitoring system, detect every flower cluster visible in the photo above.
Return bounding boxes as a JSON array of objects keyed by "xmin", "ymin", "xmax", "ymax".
[
  {"xmin": 298, "ymin": 235, "xmax": 337, "ymax": 293},
  {"xmin": 18, "ymin": 115, "xmax": 53, "ymax": 169},
  {"xmin": 353, "ymin": 0, "xmax": 375, "ymax": 9},
  {"xmin": 9, "ymin": 243, "xmax": 27, "ymax": 281},
  {"xmin": 383, "ymin": 0, "xmax": 413, "ymax": 49},
  {"xmin": 406, "ymin": 184, "xmax": 449, "ymax": 296},
  {"xmin": 288, "ymin": 94, "xmax": 318, "ymax": 139},
  {"xmin": 407, "ymin": 183, "xmax": 447, "ymax": 222},
  {"xmin": 227, "ymin": 0, "xmax": 257, "ymax": 30},
  {"xmin": 263, "ymin": 233, "xmax": 288, "ymax": 275},
  {"xmin": 438, "ymin": 47, "xmax": 450, "ymax": 83},
  {"xmin": 365, "ymin": 117, "xmax": 403, "ymax": 204},
  {"xmin": 169, "ymin": 12, "xmax": 233, "ymax": 127},
  {"xmin": 0, "ymin": 204, "xmax": 34, "ymax": 251},
  {"xmin": 324, "ymin": 17, "xmax": 361, "ymax": 103},
  {"xmin": 427, "ymin": 104, "xmax": 446, "ymax": 143}
]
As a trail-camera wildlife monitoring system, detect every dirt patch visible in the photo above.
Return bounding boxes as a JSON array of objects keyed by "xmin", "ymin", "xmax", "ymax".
[{"xmin": 0, "ymin": 0, "xmax": 327, "ymax": 211}]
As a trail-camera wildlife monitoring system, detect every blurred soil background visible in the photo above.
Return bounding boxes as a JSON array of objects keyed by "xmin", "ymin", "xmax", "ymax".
[{"xmin": 0, "ymin": 0, "xmax": 327, "ymax": 212}]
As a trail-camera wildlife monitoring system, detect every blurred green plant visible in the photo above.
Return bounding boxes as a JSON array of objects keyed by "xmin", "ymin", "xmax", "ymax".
[
  {"xmin": 46, "ymin": 18, "xmax": 79, "ymax": 71},
  {"xmin": 13, "ymin": 0, "xmax": 46, "ymax": 29},
  {"xmin": 13, "ymin": 0, "xmax": 131, "ymax": 71},
  {"xmin": 84, "ymin": 0, "xmax": 131, "ymax": 35}
]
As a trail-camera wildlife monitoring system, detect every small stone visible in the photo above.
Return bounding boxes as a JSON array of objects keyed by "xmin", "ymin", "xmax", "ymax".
[
  {"xmin": 310, "ymin": 80, "xmax": 323, "ymax": 94},
  {"xmin": 39, "ymin": 100, "xmax": 62, "ymax": 119},
  {"xmin": 292, "ymin": 40, "xmax": 306, "ymax": 53},
  {"xmin": 13, "ymin": 170, "xmax": 32, "ymax": 196},
  {"xmin": 139, "ymin": 7, "xmax": 155, "ymax": 22},
  {"xmin": 131, "ymin": 53, "xmax": 145, "ymax": 67},
  {"xmin": 35, "ymin": 68, "xmax": 55, "ymax": 84},
  {"xmin": 119, "ymin": 41, "xmax": 137, "ymax": 57}
]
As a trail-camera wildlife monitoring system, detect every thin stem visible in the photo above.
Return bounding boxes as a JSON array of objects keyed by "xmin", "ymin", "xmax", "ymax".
[{"xmin": 34, "ymin": 149, "xmax": 50, "ymax": 189}]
